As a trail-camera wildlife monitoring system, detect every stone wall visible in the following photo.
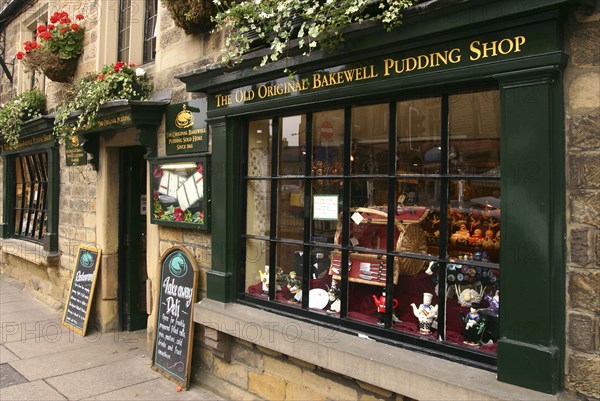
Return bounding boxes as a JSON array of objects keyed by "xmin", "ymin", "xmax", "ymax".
[
  {"xmin": 564, "ymin": 2, "xmax": 600, "ymax": 400},
  {"xmin": 193, "ymin": 333, "xmax": 410, "ymax": 401}
]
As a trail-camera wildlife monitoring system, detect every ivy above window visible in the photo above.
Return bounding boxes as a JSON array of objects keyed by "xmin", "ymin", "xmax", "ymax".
[{"xmin": 212, "ymin": 0, "xmax": 415, "ymax": 69}]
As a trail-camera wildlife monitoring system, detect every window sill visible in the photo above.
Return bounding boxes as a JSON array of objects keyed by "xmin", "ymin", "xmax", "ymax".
[
  {"xmin": 195, "ymin": 299, "xmax": 559, "ymax": 401},
  {"xmin": 1, "ymin": 239, "xmax": 59, "ymax": 267}
]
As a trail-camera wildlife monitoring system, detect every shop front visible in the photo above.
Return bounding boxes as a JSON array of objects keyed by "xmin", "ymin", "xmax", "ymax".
[{"xmin": 177, "ymin": 1, "xmax": 573, "ymax": 398}]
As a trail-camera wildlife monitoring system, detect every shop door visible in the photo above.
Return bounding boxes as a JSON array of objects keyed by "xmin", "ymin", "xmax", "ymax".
[{"xmin": 118, "ymin": 146, "xmax": 148, "ymax": 331}]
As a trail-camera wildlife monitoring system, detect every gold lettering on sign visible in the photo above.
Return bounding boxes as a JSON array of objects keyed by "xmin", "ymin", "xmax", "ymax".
[{"xmin": 213, "ymin": 35, "xmax": 528, "ymax": 107}]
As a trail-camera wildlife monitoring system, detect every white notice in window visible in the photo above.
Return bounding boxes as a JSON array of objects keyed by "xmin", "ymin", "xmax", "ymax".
[{"xmin": 313, "ymin": 195, "xmax": 339, "ymax": 220}]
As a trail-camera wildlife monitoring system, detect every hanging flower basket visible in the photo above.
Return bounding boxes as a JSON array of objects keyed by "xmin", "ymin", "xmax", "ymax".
[
  {"xmin": 162, "ymin": 0, "xmax": 220, "ymax": 34},
  {"xmin": 16, "ymin": 11, "xmax": 85, "ymax": 83}
]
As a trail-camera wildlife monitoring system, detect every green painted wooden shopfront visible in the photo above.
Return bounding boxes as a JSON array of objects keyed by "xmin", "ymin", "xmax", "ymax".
[{"xmin": 179, "ymin": 0, "xmax": 573, "ymax": 394}]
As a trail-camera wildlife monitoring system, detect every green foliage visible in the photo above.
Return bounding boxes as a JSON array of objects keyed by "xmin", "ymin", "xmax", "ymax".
[
  {"xmin": 0, "ymin": 90, "xmax": 46, "ymax": 148},
  {"xmin": 53, "ymin": 62, "xmax": 153, "ymax": 144},
  {"xmin": 211, "ymin": 0, "xmax": 414, "ymax": 68}
]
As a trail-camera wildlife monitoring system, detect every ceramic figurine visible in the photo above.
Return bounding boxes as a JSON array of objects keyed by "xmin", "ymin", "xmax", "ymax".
[
  {"xmin": 259, "ymin": 266, "xmax": 269, "ymax": 293},
  {"xmin": 327, "ymin": 282, "xmax": 341, "ymax": 313},
  {"xmin": 450, "ymin": 223, "xmax": 470, "ymax": 246},
  {"xmin": 372, "ymin": 291, "xmax": 399, "ymax": 325},
  {"xmin": 287, "ymin": 271, "xmax": 301, "ymax": 295},
  {"xmin": 462, "ymin": 304, "xmax": 486, "ymax": 346},
  {"xmin": 484, "ymin": 290, "xmax": 500, "ymax": 314},
  {"xmin": 482, "ymin": 229, "xmax": 495, "ymax": 248},
  {"xmin": 411, "ymin": 292, "xmax": 438, "ymax": 334},
  {"xmin": 494, "ymin": 230, "xmax": 501, "ymax": 250},
  {"xmin": 469, "ymin": 228, "xmax": 484, "ymax": 246}
]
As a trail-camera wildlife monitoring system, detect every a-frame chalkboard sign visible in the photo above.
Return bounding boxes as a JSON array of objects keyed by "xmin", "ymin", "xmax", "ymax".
[
  {"xmin": 152, "ymin": 246, "xmax": 199, "ymax": 390},
  {"xmin": 62, "ymin": 245, "xmax": 101, "ymax": 336}
]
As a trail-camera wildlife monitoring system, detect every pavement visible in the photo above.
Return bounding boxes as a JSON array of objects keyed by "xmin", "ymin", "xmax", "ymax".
[{"xmin": 0, "ymin": 277, "xmax": 224, "ymax": 401}]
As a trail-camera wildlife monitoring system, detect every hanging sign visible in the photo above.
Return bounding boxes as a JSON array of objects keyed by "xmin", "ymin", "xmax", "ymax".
[
  {"xmin": 152, "ymin": 246, "xmax": 199, "ymax": 390},
  {"xmin": 165, "ymin": 99, "xmax": 208, "ymax": 155},
  {"xmin": 65, "ymin": 135, "xmax": 87, "ymax": 166},
  {"xmin": 62, "ymin": 245, "xmax": 101, "ymax": 336}
]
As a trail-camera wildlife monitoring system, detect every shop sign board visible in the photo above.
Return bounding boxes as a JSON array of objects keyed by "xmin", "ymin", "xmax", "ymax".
[
  {"xmin": 65, "ymin": 135, "xmax": 87, "ymax": 166},
  {"xmin": 152, "ymin": 246, "xmax": 199, "ymax": 390},
  {"xmin": 62, "ymin": 245, "xmax": 101, "ymax": 336},
  {"xmin": 165, "ymin": 99, "xmax": 208, "ymax": 155},
  {"xmin": 211, "ymin": 22, "xmax": 555, "ymax": 110}
]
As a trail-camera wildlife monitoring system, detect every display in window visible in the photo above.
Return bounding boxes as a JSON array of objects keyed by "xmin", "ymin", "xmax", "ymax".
[
  {"xmin": 411, "ymin": 292, "xmax": 439, "ymax": 334},
  {"xmin": 372, "ymin": 291, "xmax": 399, "ymax": 325},
  {"xmin": 150, "ymin": 158, "xmax": 208, "ymax": 229}
]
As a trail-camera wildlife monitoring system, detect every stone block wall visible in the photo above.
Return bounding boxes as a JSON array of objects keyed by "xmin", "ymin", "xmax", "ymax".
[
  {"xmin": 193, "ymin": 333, "xmax": 410, "ymax": 401},
  {"xmin": 564, "ymin": 3, "xmax": 600, "ymax": 400}
]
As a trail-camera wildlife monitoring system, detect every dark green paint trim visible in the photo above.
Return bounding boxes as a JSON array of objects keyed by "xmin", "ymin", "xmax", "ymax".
[
  {"xmin": 206, "ymin": 270, "xmax": 234, "ymax": 303},
  {"xmin": 44, "ymin": 146, "xmax": 60, "ymax": 252},
  {"xmin": 207, "ymin": 117, "xmax": 241, "ymax": 302},
  {"xmin": 495, "ymin": 66, "xmax": 564, "ymax": 394},
  {"xmin": 498, "ymin": 340, "xmax": 560, "ymax": 394}
]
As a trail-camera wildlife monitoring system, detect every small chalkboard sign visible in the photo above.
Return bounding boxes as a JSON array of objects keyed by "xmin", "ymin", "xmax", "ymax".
[
  {"xmin": 152, "ymin": 246, "xmax": 199, "ymax": 389},
  {"xmin": 62, "ymin": 245, "xmax": 101, "ymax": 336}
]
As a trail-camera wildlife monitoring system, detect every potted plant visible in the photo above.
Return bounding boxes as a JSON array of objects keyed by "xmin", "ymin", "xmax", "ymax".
[
  {"xmin": 53, "ymin": 61, "xmax": 153, "ymax": 143},
  {"xmin": 16, "ymin": 11, "xmax": 85, "ymax": 83},
  {"xmin": 0, "ymin": 90, "xmax": 46, "ymax": 148}
]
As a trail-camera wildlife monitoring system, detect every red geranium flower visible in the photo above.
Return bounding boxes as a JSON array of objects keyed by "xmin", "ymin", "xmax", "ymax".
[
  {"xmin": 174, "ymin": 207, "xmax": 185, "ymax": 222},
  {"xmin": 50, "ymin": 15, "xmax": 59, "ymax": 23},
  {"xmin": 31, "ymin": 40, "xmax": 39, "ymax": 48},
  {"xmin": 71, "ymin": 23, "xmax": 79, "ymax": 31},
  {"xmin": 16, "ymin": 51, "xmax": 24, "ymax": 60},
  {"xmin": 97, "ymin": 74, "xmax": 105, "ymax": 81},
  {"xmin": 37, "ymin": 25, "xmax": 47, "ymax": 33},
  {"xmin": 60, "ymin": 27, "xmax": 68, "ymax": 34},
  {"xmin": 60, "ymin": 17, "xmax": 71, "ymax": 24},
  {"xmin": 24, "ymin": 45, "xmax": 32, "ymax": 51},
  {"xmin": 153, "ymin": 191, "xmax": 160, "ymax": 200},
  {"xmin": 47, "ymin": 23, "xmax": 55, "ymax": 30},
  {"xmin": 38, "ymin": 31, "xmax": 51, "ymax": 41},
  {"xmin": 114, "ymin": 61, "xmax": 125, "ymax": 72},
  {"xmin": 76, "ymin": 14, "xmax": 84, "ymax": 20}
]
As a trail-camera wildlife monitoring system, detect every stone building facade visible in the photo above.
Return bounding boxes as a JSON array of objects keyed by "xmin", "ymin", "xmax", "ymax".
[
  {"xmin": 564, "ymin": 3, "xmax": 600, "ymax": 400},
  {"xmin": 1, "ymin": 0, "xmax": 599, "ymax": 400}
]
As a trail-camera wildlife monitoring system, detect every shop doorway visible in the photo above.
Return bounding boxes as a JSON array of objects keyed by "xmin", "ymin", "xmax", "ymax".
[{"xmin": 118, "ymin": 146, "xmax": 148, "ymax": 331}]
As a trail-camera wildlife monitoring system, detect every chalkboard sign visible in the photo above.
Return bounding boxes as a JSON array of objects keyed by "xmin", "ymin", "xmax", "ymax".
[
  {"xmin": 62, "ymin": 245, "xmax": 101, "ymax": 336},
  {"xmin": 152, "ymin": 246, "xmax": 199, "ymax": 389}
]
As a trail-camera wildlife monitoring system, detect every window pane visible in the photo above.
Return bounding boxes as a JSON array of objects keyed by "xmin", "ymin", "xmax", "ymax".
[
  {"xmin": 397, "ymin": 98, "xmax": 442, "ymax": 175},
  {"xmin": 279, "ymin": 115, "xmax": 306, "ymax": 176},
  {"xmin": 449, "ymin": 90, "xmax": 500, "ymax": 175},
  {"xmin": 350, "ymin": 177, "xmax": 388, "ymax": 209},
  {"xmin": 310, "ymin": 180, "xmax": 341, "ymax": 244},
  {"xmin": 312, "ymin": 110, "xmax": 343, "ymax": 176},
  {"xmin": 248, "ymin": 119, "xmax": 272, "ymax": 177},
  {"xmin": 351, "ymin": 104, "xmax": 389, "ymax": 176},
  {"xmin": 12, "ymin": 152, "xmax": 49, "ymax": 242},
  {"xmin": 275, "ymin": 242, "xmax": 303, "ymax": 306},
  {"xmin": 246, "ymin": 179, "xmax": 270, "ymax": 237},
  {"xmin": 448, "ymin": 179, "xmax": 501, "ymax": 263},
  {"xmin": 277, "ymin": 179, "xmax": 303, "ymax": 240},
  {"xmin": 245, "ymin": 239, "xmax": 270, "ymax": 298}
]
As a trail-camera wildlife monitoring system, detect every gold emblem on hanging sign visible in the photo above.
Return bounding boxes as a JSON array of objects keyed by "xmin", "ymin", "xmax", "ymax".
[
  {"xmin": 175, "ymin": 105, "xmax": 194, "ymax": 129},
  {"xmin": 70, "ymin": 135, "xmax": 79, "ymax": 147}
]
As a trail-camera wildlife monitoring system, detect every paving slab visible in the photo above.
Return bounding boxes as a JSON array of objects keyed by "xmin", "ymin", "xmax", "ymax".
[
  {"xmin": 0, "ymin": 379, "xmax": 67, "ymax": 400},
  {"xmin": 84, "ymin": 377, "xmax": 224, "ymax": 400},
  {"xmin": 0, "ymin": 309, "xmax": 59, "ymax": 326},
  {"xmin": 1, "ymin": 318, "xmax": 62, "ymax": 345},
  {"xmin": 45, "ymin": 357, "xmax": 161, "ymax": 400},
  {"xmin": 0, "ymin": 345, "xmax": 20, "ymax": 364},
  {"xmin": 4, "ymin": 325, "xmax": 145, "ymax": 359},
  {"xmin": 10, "ymin": 338, "xmax": 147, "ymax": 381}
]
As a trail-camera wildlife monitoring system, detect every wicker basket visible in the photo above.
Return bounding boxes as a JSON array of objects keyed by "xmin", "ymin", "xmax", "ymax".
[{"xmin": 330, "ymin": 207, "xmax": 428, "ymax": 284}]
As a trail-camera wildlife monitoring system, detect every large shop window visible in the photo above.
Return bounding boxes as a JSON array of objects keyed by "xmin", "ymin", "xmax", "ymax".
[
  {"xmin": 241, "ymin": 89, "xmax": 501, "ymax": 364},
  {"xmin": 12, "ymin": 151, "xmax": 49, "ymax": 241}
]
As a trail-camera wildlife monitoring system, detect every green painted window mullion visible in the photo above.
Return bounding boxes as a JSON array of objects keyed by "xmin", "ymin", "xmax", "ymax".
[
  {"xmin": 268, "ymin": 118, "xmax": 279, "ymax": 301},
  {"xmin": 301, "ymin": 112, "xmax": 313, "ymax": 310}
]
